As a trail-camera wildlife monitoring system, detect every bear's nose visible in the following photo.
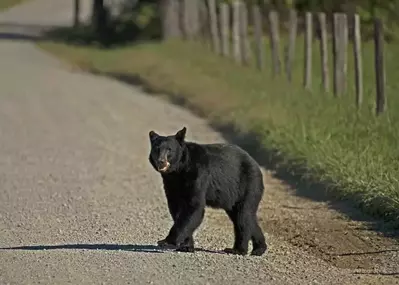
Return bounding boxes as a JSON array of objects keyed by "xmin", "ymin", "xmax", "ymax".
[{"xmin": 157, "ymin": 158, "xmax": 170, "ymax": 172}]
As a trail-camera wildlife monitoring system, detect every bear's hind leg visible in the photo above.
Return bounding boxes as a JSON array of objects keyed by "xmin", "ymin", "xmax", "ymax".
[
  {"xmin": 248, "ymin": 180, "xmax": 267, "ymax": 256},
  {"xmin": 224, "ymin": 207, "xmax": 252, "ymax": 255},
  {"xmin": 224, "ymin": 210, "xmax": 240, "ymax": 252},
  {"xmin": 250, "ymin": 217, "xmax": 267, "ymax": 256}
]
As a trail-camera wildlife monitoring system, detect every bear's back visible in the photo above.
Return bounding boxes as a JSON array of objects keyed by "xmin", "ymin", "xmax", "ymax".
[
  {"xmin": 187, "ymin": 142, "xmax": 263, "ymax": 209},
  {"xmin": 201, "ymin": 143, "xmax": 258, "ymax": 170}
]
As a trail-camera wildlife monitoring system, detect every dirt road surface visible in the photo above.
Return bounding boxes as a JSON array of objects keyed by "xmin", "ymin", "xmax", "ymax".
[{"xmin": 0, "ymin": 1, "xmax": 398, "ymax": 284}]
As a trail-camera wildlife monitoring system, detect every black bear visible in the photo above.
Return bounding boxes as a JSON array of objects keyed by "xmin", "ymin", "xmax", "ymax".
[{"xmin": 148, "ymin": 127, "xmax": 267, "ymax": 256}]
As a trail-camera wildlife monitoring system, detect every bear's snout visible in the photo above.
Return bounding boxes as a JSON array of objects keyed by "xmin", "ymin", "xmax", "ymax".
[{"xmin": 157, "ymin": 159, "xmax": 170, "ymax": 172}]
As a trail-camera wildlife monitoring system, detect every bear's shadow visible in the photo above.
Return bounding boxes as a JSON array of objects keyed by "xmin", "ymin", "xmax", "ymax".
[{"xmin": 0, "ymin": 243, "xmax": 227, "ymax": 255}]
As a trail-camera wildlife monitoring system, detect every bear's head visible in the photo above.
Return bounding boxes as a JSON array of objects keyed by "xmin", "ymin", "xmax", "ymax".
[{"xmin": 148, "ymin": 127, "xmax": 187, "ymax": 174}]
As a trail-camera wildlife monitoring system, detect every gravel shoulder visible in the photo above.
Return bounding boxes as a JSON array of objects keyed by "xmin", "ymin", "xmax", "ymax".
[{"xmin": 0, "ymin": 1, "xmax": 398, "ymax": 285}]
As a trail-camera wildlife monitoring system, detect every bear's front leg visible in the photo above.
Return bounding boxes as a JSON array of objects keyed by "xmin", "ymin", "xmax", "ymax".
[
  {"xmin": 157, "ymin": 236, "xmax": 194, "ymax": 252},
  {"xmin": 163, "ymin": 203, "xmax": 205, "ymax": 252},
  {"xmin": 158, "ymin": 195, "xmax": 195, "ymax": 251}
]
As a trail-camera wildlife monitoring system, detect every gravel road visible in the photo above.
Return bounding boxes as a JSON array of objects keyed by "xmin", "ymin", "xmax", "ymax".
[{"xmin": 0, "ymin": 1, "xmax": 398, "ymax": 284}]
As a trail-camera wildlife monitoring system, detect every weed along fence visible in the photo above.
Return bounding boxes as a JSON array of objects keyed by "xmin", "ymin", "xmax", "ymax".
[{"xmin": 159, "ymin": 0, "xmax": 387, "ymax": 116}]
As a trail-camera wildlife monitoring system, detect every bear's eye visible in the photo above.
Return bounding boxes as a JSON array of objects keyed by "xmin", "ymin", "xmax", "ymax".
[{"xmin": 167, "ymin": 152, "xmax": 172, "ymax": 160}]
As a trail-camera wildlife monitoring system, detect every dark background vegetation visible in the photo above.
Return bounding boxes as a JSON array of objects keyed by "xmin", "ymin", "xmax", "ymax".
[{"xmin": 82, "ymin": 0, "xmax": 399, "ymax": 47}]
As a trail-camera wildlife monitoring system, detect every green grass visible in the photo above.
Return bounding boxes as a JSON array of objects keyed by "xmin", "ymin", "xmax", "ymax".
[
  {"xmin": 0, "ymin": 0, "xmax": 26, "ymax": 10},
  {"xmin": 38, "ymin": 36, "xmax": 399, "ymax": 224}
]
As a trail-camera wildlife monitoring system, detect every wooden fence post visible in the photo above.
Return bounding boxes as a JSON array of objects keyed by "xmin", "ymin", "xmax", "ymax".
[
  {"xmin": 208, "ymin": 0, "xmax": 221, "ymax": 54},
  {"xmin": 333, "ymin": 13, "xmax": 348, "ymax": 96},
  {"xmin": 192, "ymin": 1, "xmax": 200, "ymax": 40},
  {"xmin": 232, "ymin": 1, "xmax": 241, "ymax": 63},
  {"xmin": 181, "ymin": 0, "xmax": 188, "ymax": 39},
  {"xmin": 185, "ymin": 0, "xmax": 200, "ymax": 40},
  {"xmin": 340, "ymin": 13, "xmax": 349, "ymax": 94},
  {"xmin": 198, "ymin": 0, "xmax": 210, "ymax": 45},
  {"xmin": 318, "ymin": 12, "xmax": 329, "ymax": 92},
  {"xmin": 253, "ymin": 4, "xmax": 264, "ymax": 70},
  {"xmin": 333, "ymin": 13, "xmax": 339, "ymax": 96},
  {"xmin": 160, "ymin": 0, "xmax": 182, "ymax": 40},
  {"xmin": 304, "ymin": 12, "xmax": 312, "ymax": 89},
  {"xmin": 285, "ymin": 9, "xmax": 297, "ymax": 82},
  {"xmin": 353, "ymin": 14, "xmax": 363, "ymax": 107},
  {"xmin": 181, "ymin": 0, "xmax": 194, "ymax": 40},
  {"xmin": 269, "ymin": 10, "xmax": 281, "ymax": 76},
  {"xmin": 374, "ymin": 18, "xmax": 386, "ymax": 115},
  {"xmin": 240, "ymin": 2, "xmax": 250, "ymax": 65},
  {"xmin": 74, "ymin": 0, "xmax": 80, "ymax": 28},
  {"xmin": 220, "ymin": 2, "xmax": 230, "ymax": 57}
]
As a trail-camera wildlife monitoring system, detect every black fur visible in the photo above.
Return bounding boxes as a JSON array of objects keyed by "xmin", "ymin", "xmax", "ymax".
[{"xmin": 148, "ymin": 127, "xmax": 267, "ymax": 256}]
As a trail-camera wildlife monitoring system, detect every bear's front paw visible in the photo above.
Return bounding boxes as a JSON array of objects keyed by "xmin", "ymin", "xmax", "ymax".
[
  {"xmin": 251, "ymin": 246, "xmax": 267, "ymax": 256},
  {"xmin": 223, "ymin": 247, "xmax": 247, "ymax": 256},
  {"xmin": 176, "ymin": 245, "xmax": 195, "ymax": 253},
  {"xmin": 157, "ymin": 238, "xmax": 176, "ymax": 248}
]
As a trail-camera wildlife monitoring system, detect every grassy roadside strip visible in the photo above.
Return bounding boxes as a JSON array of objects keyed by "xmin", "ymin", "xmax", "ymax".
[
  {"xmin": 0, "ymin": 0, "xmax": 26, "ymax": 11},
  {"xmin": 38, "ymin": 39, "xmax": 399, "ymax": 225}
]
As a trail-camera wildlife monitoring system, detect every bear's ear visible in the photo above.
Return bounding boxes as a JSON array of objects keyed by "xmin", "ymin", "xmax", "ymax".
[
  {"xmin": 175, "ymin": 127, "xmax": 187, "ymax": 143},
  {"xmin": 149, "ymin": 130, "xmax": 159, "ymax": 142}
]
